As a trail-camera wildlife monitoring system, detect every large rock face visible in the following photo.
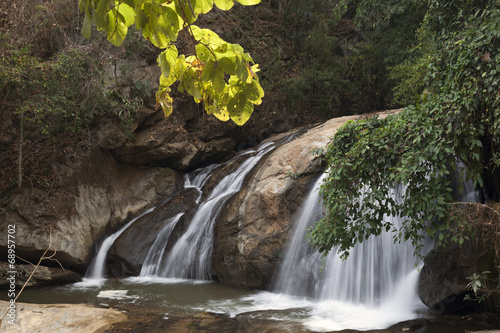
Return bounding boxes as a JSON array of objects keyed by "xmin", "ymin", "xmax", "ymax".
[
  {"xmin": 418, "ymin": 204, "xmax": 500, "ymax": 314},
  {"xmin": 0, "ymin": 149, "xmax": 183, "ymax": 274},
  {"xmin": 213, "ymin": 115, "xmax": 364, "ymax": 288}
]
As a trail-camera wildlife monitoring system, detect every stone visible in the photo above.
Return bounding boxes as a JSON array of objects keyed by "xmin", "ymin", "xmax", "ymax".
[
  {"xmin": 418, "ymin": 204, "xmax": 500, "ymax": 314},
  {"xmin": 213, "ymin": 113, "xmax": 387, "ymax": 288},
  {"xmin": 0, "ymin": 262, "xmax": 81, "ymax": 287},
  {"xmin": 112, "ymin": 114, "xmax": 238, "ymax": 171},
  {"xmin": 0, "ymin": 301, "xmax": 127, "ymax": 333},
  {"xmin": 107, "ymin": 187, "xmax": 201, "ymax": 276},
  {"xmin": 0, "ymin": 149, "xmax": 183, "ymax": 274},
  {"xmin": 94, "ymin": 117, "xmax": 127, "ymax": 150}
]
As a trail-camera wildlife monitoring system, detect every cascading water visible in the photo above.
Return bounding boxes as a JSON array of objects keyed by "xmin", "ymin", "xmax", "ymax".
[
  {"xmin": 148, "ymin": 142, "xmax": 275, "ymax": 280},
  {"xmin": 78, "ymin": 141, "xmax": 274, "ymax": 286},
  {"xmin": 78, "ymin": 206, "xmax": 156, "ymax": 285},
  {"xmin": 139, "ymin": 213, "xmax": 185, "ymax": 277},
  {"xmin": 271, "ymin": 173, "xmax": 425, "ymax": 330}
]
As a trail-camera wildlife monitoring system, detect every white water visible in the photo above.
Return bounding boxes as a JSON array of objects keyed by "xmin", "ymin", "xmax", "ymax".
[
  {"xmin": 76, "ymin": 206, "xmax": 156, "ymax": 286},
  {"xmin": 140, "ymin": 213, "xmax": 184, "ymax": 277},
  {"xmin": 268, "ymin": 173, "xmax": 425, "ymax": 330},
  {"xmin": 456, "ymin": 161, "xmax": 479, "ymax": 202},
  {"xmin": 152, "ymin": 142, "xmax": 275, "ymax": 280}
]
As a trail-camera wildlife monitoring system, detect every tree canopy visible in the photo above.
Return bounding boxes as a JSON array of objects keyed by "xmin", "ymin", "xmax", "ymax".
[
  {"xmin": 78, "ymin": 0, "xmax": 264, "ymax": 125},
  {"xmin": 309, "ymin": 0, "xmax": 500, "ymax": 258}
]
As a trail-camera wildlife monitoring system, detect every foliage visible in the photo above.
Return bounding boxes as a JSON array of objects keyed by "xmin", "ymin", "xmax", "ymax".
[
  {"xmin": 308, "ymin": 0, "xmax": 500, "ymax": 258},
  {"xmin": 0, "ymin": 34, "xmax": 140, "ymax": 137},
  {"xmin": 79, "ymin": 0, "xmax": 265, "ymax": 126},
  {"xmin": 279, "ymin": 0, "xmax": 425, "ymax": 118},
  {"xmin": 466, "ymin": 271, "xmax": 492, "ymax": 301},
  {"xmin": 465, "ymin": 270, "xmax": 500, "ymax": 310}
]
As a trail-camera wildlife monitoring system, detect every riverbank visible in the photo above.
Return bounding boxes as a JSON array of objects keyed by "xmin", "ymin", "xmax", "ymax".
[{"xmin": 0, "ymin": 300, "xmax": 127, "ymax": 332}]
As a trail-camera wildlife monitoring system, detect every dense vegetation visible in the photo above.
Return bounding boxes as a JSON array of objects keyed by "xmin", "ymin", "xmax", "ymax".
[{"xmin": 309, "ymin": 0, "xmax": 500, "ymax": 258}]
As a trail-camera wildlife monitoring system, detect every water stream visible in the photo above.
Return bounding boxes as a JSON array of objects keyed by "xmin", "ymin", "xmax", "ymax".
[
  {"xmin": 71, "ymin": 143, "xmax": 428, "ymax": 331},
  {"xmin": 80, "ymin": 206, "xmax": 157, "ymax": 286},
  {"xmin": 268, "ymin": 174, "xmax": 425, "ymax": 330},
  {"xmin": 153, "ymin": 142, "xmax": 274, "ymax": 280}
]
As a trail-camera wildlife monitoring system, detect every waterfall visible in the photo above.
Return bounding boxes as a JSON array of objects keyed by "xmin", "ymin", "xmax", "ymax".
[
  {"xmin": 142, "ymin": 142, "xmax": 275, "ymax": 280},
  {"xmin": 83, "ymin": 206, "xmax": 156, "ymax": 282},
  {"xmin": 139, "ymin": 213, "xmax": 184, "ymax": 277},
  {"xmin": 274, "ymin": 173, "xmax": 423, "ymax": 309},
  {"xmin": 454, "ymin": 161, "xmax": 480, "ymax": 202}
]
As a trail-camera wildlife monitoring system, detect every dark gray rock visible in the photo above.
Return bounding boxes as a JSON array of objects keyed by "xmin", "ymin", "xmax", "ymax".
[
  {"xmin": 107, "ymin": 188, "xmax": 201, "ymax": 276},
  {"xmin": 0, "ymin": 261, "xmax": 81, "ymax": 288},
  {"xmin": 418, "ymin": 205, "xmax": 500, "ymax": 314}
]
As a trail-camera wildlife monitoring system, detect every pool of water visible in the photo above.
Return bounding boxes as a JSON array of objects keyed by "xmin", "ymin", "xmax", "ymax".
[{"xmin": 1, "ymin": 276, "xmax": 429, "ymax": 332}]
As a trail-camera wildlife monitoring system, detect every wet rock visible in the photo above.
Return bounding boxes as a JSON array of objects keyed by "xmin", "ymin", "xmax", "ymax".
[
  {"xmin": 213, "ymin": 114, "xmax": 371, "ymax": 288},
  {"xmin": 0, "ymin": 301, "xmax": 127, "ymax": 332},
  {"xmin": 0, "ymin": 149, "xmax": 183, "ymax": 273},
  {"xmin": 108, "ymin": 187, "xmax": 201, "ymax": 276}
]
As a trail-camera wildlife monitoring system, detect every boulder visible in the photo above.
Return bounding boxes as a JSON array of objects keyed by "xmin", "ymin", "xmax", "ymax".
[
  {"xmin": 418, "ymin": 203, "xmax": 500, "ymax": 314},
  {"xmin": 0, "ymin": 262, "xmax": 81, "ymax": 287},
  {"xmin": 112, "ymin": 112, "xmax": 237, "ymax": 171},
  {"xmin": 0, "ymin": 301, "xmax": 127, "ymax": 333},
  {"xmin": 213, "ymin": 114, "xmax": 367, "ymax": 288}
]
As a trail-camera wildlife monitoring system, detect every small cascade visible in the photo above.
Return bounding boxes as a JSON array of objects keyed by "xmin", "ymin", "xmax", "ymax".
[
  {"xmin": 274, "ymin": 173, "xmax": 423, "ymax": 311},
  {"xmin": 85, "ymin": 206, "xmax": 156, "ymax": 281},
  {"xmin": 184, "ymin": 163, "xmax": 219, "ymax": 203},
  {"xmin": 454, "ymin": 161, "xmax": 480, "ymax": 202},
  {"xmin": 139, "ymin": 213, "xmax": 184, "ymax": 277},
  {"xmin": 151, "ymin": 142, "xmax": 274, "ymax": 280}
]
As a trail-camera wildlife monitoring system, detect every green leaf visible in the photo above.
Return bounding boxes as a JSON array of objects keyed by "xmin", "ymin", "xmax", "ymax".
[
  {"xmin": 227, "ymin": 92, "xmax": 253, "ymax": 125},
  {"xmin": 201, "ymin": 60, "xmax": 215, "ymax": 81},
  {"xmin": 243, "ymin": 80, "xmax": 264, "ymax": 104},
  {"xmin": 235, "ymin": 0, "xmax": 260, "ymax": 5},
  {"xmin": 196, "ymin": 43, "xmax": 212, "ymax": 62},
  {"xmin": 82, "ymin": 11, "xmax": 92, "ymax": 39},
  {"xmin": 157, "ymin": 7, "xmax": 181, "ymax": 41},
  {"xmin": 212, "ymin": 68, "xmax": 225, "ymax": 93},
  {"xmin": 218, "ymin": 56, "xmax": 238, "ymax": 75},
  {"xmin": 206, "ymin": 104, "xmax": 230, "ymax": 121},
  {"xmin": 105, "ymin": 9, "xmax": 128, "ymax": 46},
  {"xmin": 214, "ymin": 0, "xmax": 234, "ymax": 10},
  {"xmin": 116, "ymin": 2, "xmax": 136, "ymax": 27},
  {"xmin": 191, "ymin": 25, "xmax": 225, "ymax": 47},
  {"xmin": 174, "ymin": 0, "xmax": 197, "ymax": 24},
  {"xmin": 156, "ymin": 88, "xmax": 173, "ymax": 117},
  {"xmin": 181, "ymin": 68, "xmax": 202, "ymax": 100},
  {"xmin": 158, "ymin": 45, "xmax": 178, "ymax": 77},
  {"xmin": 135, "ymin": 4, "xmax": 148, "ymax": 29},
  {"xmin": 194, "ymin": 0, "xmax": 214, "ymax": 14}
]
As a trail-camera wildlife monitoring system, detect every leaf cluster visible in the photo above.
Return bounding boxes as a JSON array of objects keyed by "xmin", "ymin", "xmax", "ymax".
[{"xmin": 79, "ymin": 0, "xmax": 264, "ymax": 125}]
